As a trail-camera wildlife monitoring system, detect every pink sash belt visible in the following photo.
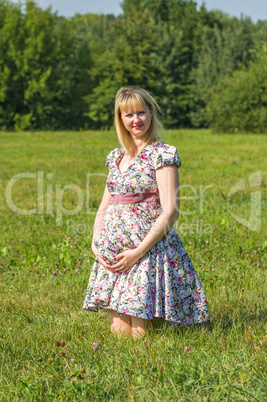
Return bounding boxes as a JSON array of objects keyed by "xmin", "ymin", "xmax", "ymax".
[{"xmin": 109, "ymin": 192, "xmax": 160, "ymax": 205}]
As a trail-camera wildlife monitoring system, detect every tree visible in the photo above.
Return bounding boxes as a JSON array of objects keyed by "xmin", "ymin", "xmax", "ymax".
[
  {"xmin": 207, "ymin": 44, "xmax": 267, "ymax": 133},
  {"xmin": 84, "ymin": 2, "xmax": 162, "ymax": 128}
]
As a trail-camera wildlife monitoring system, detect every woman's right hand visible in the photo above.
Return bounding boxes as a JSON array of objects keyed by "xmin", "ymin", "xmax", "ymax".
[{"xmin": 91, "ymin": 240, "xmax": 114, "ymax": 270}]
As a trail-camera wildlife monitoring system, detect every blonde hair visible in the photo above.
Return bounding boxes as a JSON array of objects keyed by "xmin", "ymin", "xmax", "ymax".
[{"xmin": 114, "ymin": 86, "xmax": 163, "ymax": 153}]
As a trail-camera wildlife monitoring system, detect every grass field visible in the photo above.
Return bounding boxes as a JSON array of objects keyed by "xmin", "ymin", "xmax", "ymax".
[{"xmin": 0, "ymin": 129, "xmax": 266, "ymax": 401}]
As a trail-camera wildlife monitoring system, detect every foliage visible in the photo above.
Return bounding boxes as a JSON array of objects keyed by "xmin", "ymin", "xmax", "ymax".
[
  {"xmin": 207, "ymin": 44, "xmax": 267, "ymax": 133},
  {"xmin": 0, "ymin": 0, "xmax": 92, "ymax": 130},
  {"xmin": 0, "ymin": 0, "xmax": 267, "ymax": 131}
]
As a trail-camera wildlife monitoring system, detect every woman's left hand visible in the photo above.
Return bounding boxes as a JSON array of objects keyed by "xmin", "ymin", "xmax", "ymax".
[{"xmin": 110, "ymin": 248, "xmax": 142, "ymax": 274}]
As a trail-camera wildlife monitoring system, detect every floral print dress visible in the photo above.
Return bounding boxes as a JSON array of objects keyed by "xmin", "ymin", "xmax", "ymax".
[{"xmin": 83, "ymin": 141, "xmax": 210, "ymax": 325}]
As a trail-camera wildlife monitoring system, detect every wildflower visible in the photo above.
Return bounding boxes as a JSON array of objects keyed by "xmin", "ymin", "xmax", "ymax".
[
  {"xmin": 43, "ymin": 257, "xmax": 46, "ymax": 260},
  {"xmin": 42, "ymin": 274, "xmax": 45, "ymax": 277},
  {"xmin": 76, "ymin": 269, "xmax": 80, "ymax": 273},
  {"xmin": 53, "ymin": 271, "xmax": 57, "ymax": 275},
  {"xmin": 4, "ymin": 227, "xmax": 6, "ymax": 230},
  {"xmin": 184, "ymin": 346, "xmax": 189, "ymax": 352},
  {"xmin": 92, "ymin": 343, "xmax": 99, "ymax": 350},
  {"xmin": 70, "ymin": 358, "xmax": 75, "ymax": 363},
  {"xmin": 212, "ymin": 268, "xmax": 215, "ymax": 271},
  {"xmin": 65, "ymin": 376, "xmax": 70, "ymax": 381},
  {"xmin": 9, "ymin": 266, "xmax": 12, "ymax": 269},
  {"xmin": 206, "ymin": 241, "xmax": 208, "ymax": 243},
  {"xmin": 20, "ymin": 239, "xmax": 23, "ymax": 242},
  {"xmin": 50, "ymin": 275, "xmax": 53, "ymax": 279}
]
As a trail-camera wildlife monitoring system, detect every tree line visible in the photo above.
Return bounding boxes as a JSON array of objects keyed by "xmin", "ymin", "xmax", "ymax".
[{"xmin": 0, "ymin": 0, "xmax": 266, "ymax": 132}]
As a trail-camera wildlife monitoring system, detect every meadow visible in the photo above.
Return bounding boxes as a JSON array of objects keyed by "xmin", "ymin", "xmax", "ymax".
[{"xmin": 0, "ymin": 129, "xmax": 266, "ymax": 401}]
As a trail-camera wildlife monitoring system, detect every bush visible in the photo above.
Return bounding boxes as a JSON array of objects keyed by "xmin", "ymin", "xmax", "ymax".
[{"xmin": 207, "ymin": 44, "xmax": 267, "ymax": 133}]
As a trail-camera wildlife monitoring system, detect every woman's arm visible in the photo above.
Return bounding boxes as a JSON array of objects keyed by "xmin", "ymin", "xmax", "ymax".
[
  {"xmin": 92, "ymin": 184, "xmax": 112, "ymax": 242},
  {"xmin": 137, "ymin": 165, "xmax": 180, "ymax": 256},
  {"xmin": 91, "ymin": 183, "xmax": 113, "ymax": 269},
  {"xmin": 112, "ymin": 165, "xmax": 180, "ymax": 273}
]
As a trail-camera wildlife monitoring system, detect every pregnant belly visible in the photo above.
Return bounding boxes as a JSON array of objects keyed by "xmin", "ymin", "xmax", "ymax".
[{"xmin": 94, "ymin": 203, "xmax": 159, "ymax": 264}]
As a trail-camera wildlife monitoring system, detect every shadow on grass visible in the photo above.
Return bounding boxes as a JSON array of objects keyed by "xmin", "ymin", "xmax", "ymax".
[{"xmin": 154, "ymin": 308, "xmax": 267, "ymax": 335}]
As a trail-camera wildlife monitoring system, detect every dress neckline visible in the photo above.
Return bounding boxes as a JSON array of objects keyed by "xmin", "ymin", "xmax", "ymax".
[{"xmin": 116, "ymin": 140, "xmax": 162, "ymax": 175}]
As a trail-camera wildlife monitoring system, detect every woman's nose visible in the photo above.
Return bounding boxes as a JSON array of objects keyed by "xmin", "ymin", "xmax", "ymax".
[{"xmin": 133, "ymin": 114, "xmax": 141, "ymax": 122}]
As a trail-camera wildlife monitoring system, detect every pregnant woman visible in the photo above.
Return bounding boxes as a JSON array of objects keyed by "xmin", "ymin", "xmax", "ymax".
[{"xmin": 83, "ymin": 86, "xmax": 210, "ymax": 338}]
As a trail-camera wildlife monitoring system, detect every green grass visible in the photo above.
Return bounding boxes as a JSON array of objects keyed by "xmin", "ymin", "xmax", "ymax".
[{"xmin": 0, "ymin": 129, "xmax": 266, "ymax": 401}]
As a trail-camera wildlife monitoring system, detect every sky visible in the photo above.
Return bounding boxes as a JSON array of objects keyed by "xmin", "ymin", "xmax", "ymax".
[{"xmin": 32, "ymin": 0, "xmax": 266, "ymax": 23}]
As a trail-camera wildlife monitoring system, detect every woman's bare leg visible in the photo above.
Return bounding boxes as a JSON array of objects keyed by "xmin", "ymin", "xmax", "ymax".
[
  {"xmin": 131, "ymin": 316, "xmax": 152, "ymax": 339},
  {"xmin": 107, "ymin": 309, "xmax": 132, "ymax": 337}
]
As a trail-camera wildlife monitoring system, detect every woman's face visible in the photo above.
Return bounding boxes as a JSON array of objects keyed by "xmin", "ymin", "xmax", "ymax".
[{"xmin": 120, "ymin": 104, "xmax": 152, "ymax": 139}]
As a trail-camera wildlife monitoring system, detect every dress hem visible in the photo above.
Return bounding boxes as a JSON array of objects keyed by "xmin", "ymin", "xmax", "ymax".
[{"xmin": 82, "ymin": 304, "xmax": 210, "ymax": 325}]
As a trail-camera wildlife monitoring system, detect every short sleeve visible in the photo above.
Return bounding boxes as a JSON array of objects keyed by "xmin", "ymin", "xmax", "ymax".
[
  {"xmin": 105, "ymin": 149, "xmax": 119, "ymax": 170},
  {"xmin": 105, "ymin": 150, "xmax": 113, "ymax": 170},
  {"xmin": 154, "ymin": 144, "xmax": 181, "ymax": 170}
]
